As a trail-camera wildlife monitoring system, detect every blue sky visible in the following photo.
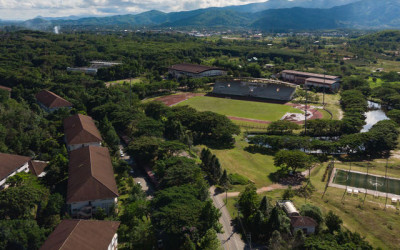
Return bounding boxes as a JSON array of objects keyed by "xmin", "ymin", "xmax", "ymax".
[{"xmin": 0, "ymin": 0, "xmax": 267, "ymax": 20}]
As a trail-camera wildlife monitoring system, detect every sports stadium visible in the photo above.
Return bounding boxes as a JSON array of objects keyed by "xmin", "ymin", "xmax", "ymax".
[{"xmin": 212, "ymin": 77, "xmax": 297, "ymax": 103}]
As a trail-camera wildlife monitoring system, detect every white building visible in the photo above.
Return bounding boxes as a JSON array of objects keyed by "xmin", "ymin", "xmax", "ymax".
[
  {"xmin": 40, "ymin": 220, "xmax": 120, "ymax": 250},
  {"xmin": 168, "ymin": 63, "xmax": 227, "ymax": 78},
  {"xmin": 63, "ymin": 114, "xmax": 103, "ymax": 151},
  {"xmin": 0, "ymin": 153, "xmax": 31, "ymax": 188},
  {"xmin": 67, "ymin": 146, "xmax": 118, "ymax": 217}
]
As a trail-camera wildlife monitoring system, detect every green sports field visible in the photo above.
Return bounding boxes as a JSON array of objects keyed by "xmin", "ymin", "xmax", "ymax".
[
  {"xmin": 333, "ymin": 169, "xmax": 400, "ymax": 195},
  {"xmin": 177, "ymin": 96, "xmax": 301, "ymax": 121}
]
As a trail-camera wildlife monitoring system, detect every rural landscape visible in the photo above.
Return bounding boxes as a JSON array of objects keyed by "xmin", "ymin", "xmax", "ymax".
[{"xmin": 2, "ymin": 0, "xmax": 400, "ymax": 249}]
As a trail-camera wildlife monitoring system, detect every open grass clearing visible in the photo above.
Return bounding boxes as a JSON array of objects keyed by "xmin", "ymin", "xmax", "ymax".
[
  {"xmin": 106, "ymin": 77, "xmax": 144, "ymax": 87},
  {"xmin": 211, "ymin": 134, "xmax": 276, "ymax": 190},
  {"xmin": 178, "ymin": 96, "xmax": 301, "ymax": 121}
]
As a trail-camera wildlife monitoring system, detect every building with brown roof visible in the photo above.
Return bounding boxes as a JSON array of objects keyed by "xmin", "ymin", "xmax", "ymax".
[
  {"xmin": 290, "ymin": 216, "xmax": 318, "ymax": 235},
  {"xmin": 40, "ymin": 219, "xmax": 120, "ymax": 250},
  {"xmin": 168, "ymin": 63, "xmax": 226, "ymax": 78},
  {"xmin": 36, "ymin": 90, "xmax": 73, "ymax": 112},
  {"xmin": 0, "ymin": 153, "xmax": 31, "ymax": 188},
  {"xmin": 280, "ymin": 70, "xmax": 340, "ymax": 91},
  {"xmin": 67, "ymin": 146, "xmax": 118, "ymax": 217},
  {"xmin": 63, "ymin": 114, "xmax": 103, "ymax": 151},
  {"xmin": 29, "ymin": 160, "xmax": 48, "ymax": 177},
  {"xmin": 0, "ymin": 85, "xmax": 11, "ymax": 98}
]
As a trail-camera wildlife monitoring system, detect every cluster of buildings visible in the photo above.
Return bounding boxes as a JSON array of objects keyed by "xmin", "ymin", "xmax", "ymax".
[
  {"xmin": 277, "ymin": 200, "xmax": 318, "ymax": 235},
  {"xmin": 41, "ymin": 114, "xmax": 120, "ymax": 249},
  {"xmin": 67, "ymin": 61, "xmax": 122, "ymax": 75},
  {"xmin": 280, "ymin": 70, "xmax": 341, "ymax": 92},
  {"xmin": 1, "ymin": 88, "xmax": 121, "ymax": 249}
]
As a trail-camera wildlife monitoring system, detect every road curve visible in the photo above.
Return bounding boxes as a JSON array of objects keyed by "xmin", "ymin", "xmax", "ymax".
[{"xmin": 210, "ymin": 186, "xmax": 246, "ymax": 250}]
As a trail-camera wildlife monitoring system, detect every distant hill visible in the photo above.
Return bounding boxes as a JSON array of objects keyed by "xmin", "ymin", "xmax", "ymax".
[
  {"xmin": 224, "ymin": 0, "xmax": 360, "ymax": 13},
  {"xmin": 15, "ymin": 0, "xmax": 400, "ymax": 31}
]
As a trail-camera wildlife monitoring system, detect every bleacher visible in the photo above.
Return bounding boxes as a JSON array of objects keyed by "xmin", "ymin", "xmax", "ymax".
[{"xmin": 213, "ymin": 78, "xmax": 296, "ymax": 102}]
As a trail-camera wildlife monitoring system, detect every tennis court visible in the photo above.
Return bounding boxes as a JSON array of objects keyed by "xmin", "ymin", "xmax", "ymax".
[{"xmin": 332, "ymin": 169, "xmax": 400, "ymax": 195}]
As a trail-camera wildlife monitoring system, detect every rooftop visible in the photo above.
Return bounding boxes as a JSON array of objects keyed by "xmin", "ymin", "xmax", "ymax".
[
  {"xmin": 67, "ymin": 146, "xmax": 118, "ymax": 203},
  {"xmin": 0, "ymin": 85, "xmax": 12, "ymax": 92},
  {"xmin": 305, "ymin": 77, "xmax": 338, "ymax": 85},
  {"xmin": 0, "ymin": 153, "xmax": 31, "ymax": 181},
  {"xmin": 29, "ymin": 160, "xmax": 48, "ymax": 177},
  {"xmin": 281, "ymin": 70, "xmax": 339, "ymax": 80},
  {"xmin": 63, "ymin": 114, "xmax": 103, "ymax": 145},
  {"xmin": 168, "ymin": 63, "xmax": 222, "ymax": 74},
  {"xmin": 36, "ymin": 90, "xmax": 73, "ymax": 109},
  {"xmin": 290, "ymin": 216, "xmax": 318, "ymax": 228},
  {"xmin": 40, "ymin": 220, "xmax": 120, "ymax": 250}
]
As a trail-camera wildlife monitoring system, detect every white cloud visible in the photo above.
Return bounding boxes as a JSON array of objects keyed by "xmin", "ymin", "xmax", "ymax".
[{"xmin": 0, "ymin": 0, "xmax": 267, "ymax": 20}]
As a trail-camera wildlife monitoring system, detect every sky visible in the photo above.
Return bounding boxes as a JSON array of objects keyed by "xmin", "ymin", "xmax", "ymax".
[{"xmin": 0, "ymin": 0, "xmax": 267, "ymax": 20}]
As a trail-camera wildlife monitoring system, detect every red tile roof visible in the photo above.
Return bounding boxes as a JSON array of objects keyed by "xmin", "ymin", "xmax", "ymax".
[
  {"xmin": 290, "ymin": 216, "xmax": 318, "ymax": 228},
  {"xmin": 36, "ymin": 90, "xmax": 73, "ymax": 109},
  {"xmin": 28, "ymin": 160, "xmax": 48, "ymax": 177},
  {"xmin": 67, "ymin": 146, "xmax": 118, "ymax": 203},
  {"xmin": 281, "ymin": 70, "xmax": 339, "ymax": 80},
  {"xmin": 168, "ymin": 63, "xmax": 222, "ymax": 74},
  {"xmin": 0, "ymin": 85, "xmax": 12, "ymax": 92},
  {"xmin": 0, "ymin": 153, "xmax": 31, "ymax": 181},
  {"xmin": 40, "ymin": 219, "xmax": 120, "ymax": 250},
  {"xmin": 64, "ymin": 114, "xmax": 102, "ymax": 145}
]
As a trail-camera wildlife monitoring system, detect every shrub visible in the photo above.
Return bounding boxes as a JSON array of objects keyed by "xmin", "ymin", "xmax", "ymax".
[{"xmin": 228, "ymin": 173, "xmax": 249, "ymax": 185}]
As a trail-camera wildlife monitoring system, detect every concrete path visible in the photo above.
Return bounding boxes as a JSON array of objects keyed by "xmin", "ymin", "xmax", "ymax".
[{"xmin": 210, "ymin": 186, "xmax": 246, "ymax": 250}]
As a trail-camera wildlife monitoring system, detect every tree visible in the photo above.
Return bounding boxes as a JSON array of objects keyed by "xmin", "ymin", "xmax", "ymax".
[
  {"xmin": 198, "ymin": 228, "xmax": 220, "ymax": 250},
  {"xmin": 100, "ymin": 116, "xmax": 120, "ymax": 152},
  {"xmin": 238, "ymin": 184, "xmax": 259, "ymax": 220},
  {"xmin": 0, "ymin": 220, "xmax": 47, "ymax": 250},
  {"xmin": 268, "ymin": 230, "xmax": 283, "ymax": 250},
  {"xmin": 325, "ymin": 211, "xmax": 342, "ymax": 234},
  {"xmin": 259, "ymin": 196, "xmax": 269, "ymax": 217},
  {"xmin": 42, "ymin": 153, "xmax": 69, "ymax": 188},
  {"xmin": 282, "ymin": 186, "xmax": 295, "ymax": 200},
  {"xmin": 126, "ymin": 136, "xmax": 162, "ymax": 164},
  {"xmin": 300, "ymin": 204, "xmax": 323, "ymax": 233},
  {"xmin": 267, "ymin": 120, "xmax": 300, "ymax": 135},
  {"xmin": 219, "ymin": 170, "xmax": 230, "ymax": 189},
  {"xmin": 274, "ymin": 150, "xmax": 312, "ymax": 173}
]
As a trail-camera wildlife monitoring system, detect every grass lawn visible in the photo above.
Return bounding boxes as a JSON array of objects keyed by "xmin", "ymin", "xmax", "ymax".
[
  {"xmin": 211, "ymin": 134, "xmax": 276, "ymax": 190},
  {"xmin": 224, "ymin": 159, "xmax": 400, "ymax": 249},
  {"xmin": 315, "ymin": 93, "xmax": 342, "ymax": 120},
  {"xmin": 368, "ymin": 77, "xmax": 384, "ymax": 88},
  {"xmin": 178, "ymin": 96, "xmax": 301, "ymax": 121},
  {"xmin": 106, "ymin": 77, "xmax": 143, "ymax": 87}
]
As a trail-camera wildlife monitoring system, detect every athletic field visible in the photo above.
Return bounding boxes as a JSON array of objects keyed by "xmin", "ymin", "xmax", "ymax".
[
  {"xmin": 333, "ymin": 169, "xmax": 400, "ymax": 195},
  {"xmin": 177, "ymin": 96, "xmax": 301, "ymax": 121}
]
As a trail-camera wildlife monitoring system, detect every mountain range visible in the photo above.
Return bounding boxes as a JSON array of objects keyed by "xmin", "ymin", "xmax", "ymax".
[{"xmin": 9, "ymin": 0, "xmax": 400, "ymax": 31}]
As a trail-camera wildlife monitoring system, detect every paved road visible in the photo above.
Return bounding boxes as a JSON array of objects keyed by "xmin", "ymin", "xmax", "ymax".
[
  {"xmin": 210, "ymin": 186, "xmax": 245, "ymax": 250},
  {"xmin": 119, "ymin": 144, "xmax": 154, "ymax": 198}
]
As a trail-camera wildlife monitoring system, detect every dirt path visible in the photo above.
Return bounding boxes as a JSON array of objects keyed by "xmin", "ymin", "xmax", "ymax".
[{"xmin": 155, "ymin": 92, "xmax": 205, "ymax": 106}]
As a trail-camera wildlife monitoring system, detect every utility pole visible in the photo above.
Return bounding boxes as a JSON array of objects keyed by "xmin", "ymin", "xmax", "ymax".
[
  {"xmin": 384, "ymin": 157, "xmax": 389, "ymax": 210},
  {"xmin": 323, "ymin": 71, "xmax": 326, "ymax": 106},
  {"xmin": 129, "ymin": 71, "xmax": 133, "ymax": 107},
  {"xmin": 304, "ymin": 85, "xmax": 308, "ymax": 135}
]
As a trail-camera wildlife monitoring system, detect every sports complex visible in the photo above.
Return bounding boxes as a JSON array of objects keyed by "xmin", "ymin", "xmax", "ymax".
[{"xmin": 331, "ymin": 168, "xmax": 400, "ymax": 198}]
